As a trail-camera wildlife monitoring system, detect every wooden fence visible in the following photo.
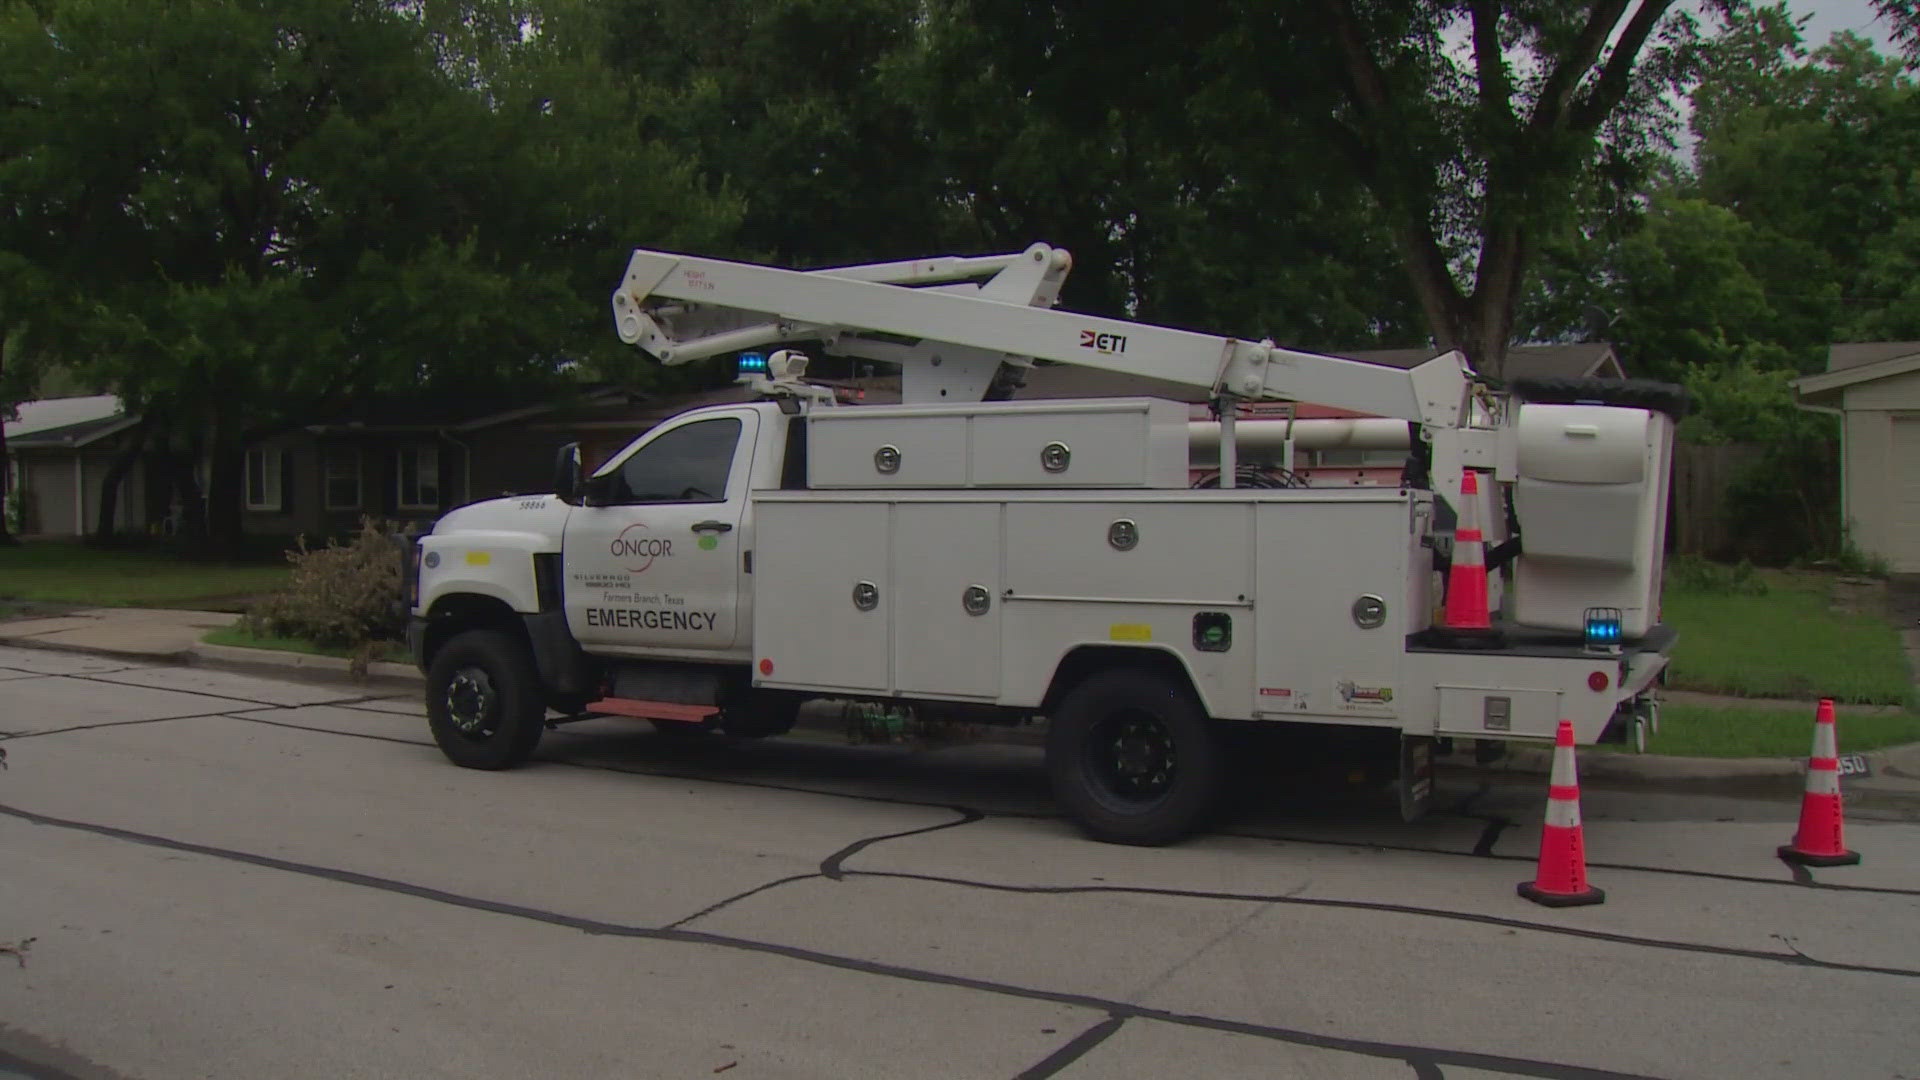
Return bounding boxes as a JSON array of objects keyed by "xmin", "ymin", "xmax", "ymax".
[{"xmin": 1667, "ymin": 442, "xmax": 1766, "ymax": 557}]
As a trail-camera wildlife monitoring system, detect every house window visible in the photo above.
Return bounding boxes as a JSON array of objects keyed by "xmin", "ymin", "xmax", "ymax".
[
  {"xmin": 245, "ymin": 448, "xmax": 283, "ymax": 511},
  {"xmin": 324, "ymin": 450, "xmax": 361, "ymax": 510},
  {"xmin": 397, "ymin": 446, "xmax": 440, "ymax": 510}
]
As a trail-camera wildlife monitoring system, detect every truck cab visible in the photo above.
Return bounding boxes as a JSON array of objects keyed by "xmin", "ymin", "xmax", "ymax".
[
  {"xmin": 405, "ymin": 400, "xmax": 803, "ymax": 760},
  {"xmin": 557, "ymin": 402, "xmax": 777, "ymax": 662}
]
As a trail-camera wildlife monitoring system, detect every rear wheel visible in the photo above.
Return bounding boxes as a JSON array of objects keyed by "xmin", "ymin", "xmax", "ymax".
[
  {"xmin": 1046, "ymin": 668, "xmax": 1222, "ymax": 845},
  {"xmin": 426, "ymin": 629, "xmax": 545, "ymax": 769},
  {"xmin": 720, "ymin": 691, "xmax": 804, "ymax": 739}
]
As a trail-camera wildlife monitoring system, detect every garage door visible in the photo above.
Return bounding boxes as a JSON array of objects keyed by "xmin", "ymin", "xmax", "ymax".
[{"xmin": 1893, "ymin": 417, "xmax": 1920, "ymax": 573}]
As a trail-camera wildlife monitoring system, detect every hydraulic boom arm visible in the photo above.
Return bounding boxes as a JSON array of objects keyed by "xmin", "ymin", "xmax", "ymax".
[{"xmin": 610, "ymin": 243, "xmax": 1479, "ymax": 427}]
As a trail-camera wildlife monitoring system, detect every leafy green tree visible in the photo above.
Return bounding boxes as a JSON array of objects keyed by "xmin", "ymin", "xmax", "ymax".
[
  {"xmin": 0, "ymin": 0, "xmax": 735, "ymax": 549},
  {"xmin": 883, "ymin": 0, "xmax": 1427, "ymax": 348},
  {"xmin": 1271, "ymin": 0, "xmax": 1742, "ymax": 379},
  {"xmin": 578, "ymin": 0, "xmax": 969, "ymax": 270},
  {"xmin": 1692, "ymin": 14, "xmax": 1920, "ymax": 346}
]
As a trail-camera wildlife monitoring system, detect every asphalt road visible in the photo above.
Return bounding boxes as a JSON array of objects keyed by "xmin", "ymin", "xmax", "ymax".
[{"xmin": 1, "ymin": 644, "xmax": 1917, "ymax": 1080}]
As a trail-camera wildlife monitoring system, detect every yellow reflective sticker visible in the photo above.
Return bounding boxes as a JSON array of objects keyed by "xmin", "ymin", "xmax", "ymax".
[
  {"xmin": 464, "ymin": 551, "xmax": 491, "ymax": 567},
  {"xmin": 1108, "ymin": 623, "xmax": 1151, "ymax": 642}
]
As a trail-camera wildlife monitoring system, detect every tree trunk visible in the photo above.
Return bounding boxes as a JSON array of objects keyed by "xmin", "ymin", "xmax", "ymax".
[
  {"xmin": 93, "ymin": 418, "xmax": 153, "ymax": 542},
  {"xmin": 0, "ymin": 333, "xmax": 15, "ymax": 546},
  {"xmin": 204, "ymin": 420, "xmax": 246, "ymax": 559}
]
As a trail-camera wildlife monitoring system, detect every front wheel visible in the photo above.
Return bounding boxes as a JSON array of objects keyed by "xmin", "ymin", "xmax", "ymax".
[
  {"xmin": 426, "ymin": 629, "xmax": 546, "ymax": 769},
  {"xmin": 1046, "ymin": 668, "xmax": 1222, "ymax": 846}
]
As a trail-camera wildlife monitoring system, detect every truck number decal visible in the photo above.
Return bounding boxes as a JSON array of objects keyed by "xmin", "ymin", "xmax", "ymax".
[
  {"xmin": 586, "ymin": 608, "xmax": 717, "ymax": 631},
  {"xmin": 1079, "ymin": 330, "xmax": 1127, "ymax": 355}
]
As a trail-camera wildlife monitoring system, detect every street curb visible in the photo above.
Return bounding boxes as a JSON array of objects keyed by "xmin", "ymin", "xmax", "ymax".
[
  {"xmin": 0, "ymin": 634, "xmax": 197, "ymax": 665},
  {"xmin": 1488, "ymin": 745, "xmax": 1803, "ymax": 782},
  {"xmin": 191, "ymin": 642, "xmax": 423, "ymax": 686},
  {"xmin": 8, "ymin": 634, "xmax": 1911, "ymax": 784}
]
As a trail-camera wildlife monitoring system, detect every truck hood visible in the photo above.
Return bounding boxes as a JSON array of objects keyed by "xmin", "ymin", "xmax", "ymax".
[{"xmin": 430, "ymin": 493, "xmax": 570, "ymax": 544}]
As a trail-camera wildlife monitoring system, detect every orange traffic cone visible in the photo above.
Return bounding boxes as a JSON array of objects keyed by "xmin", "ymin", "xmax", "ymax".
[
  {"xmin": 1438, "ymin": 468, "xmax": 1501, "ymax": 646},
  {"xmin": 1518, "ymin": 720, "xmax": 1605, "ymax": 907},
  {"xmin": 1778, "ymin": 699, "xmax": 1861, "ymax": 867}
]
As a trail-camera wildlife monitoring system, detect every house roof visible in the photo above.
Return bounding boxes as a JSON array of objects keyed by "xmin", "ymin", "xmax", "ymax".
[
  {"xmin": 1826, "ymin": 342, "xmax": 1920, "ymax": 372},
  {"xmin": 1331, "ymin": 342, "xmax": 1623, "ymax": 381},
  {"xmin": 5, "ymin": 395, "xmax": 121, "ymax": 436},
  {"xmin": 6, "ymin": 396, "xmax": 139, "ymax": 449},
  {"xmin": 1795, "ymin": 341, "xmax": 1920, "ymax": 407},
  {"xmin": 298, "ymin": 386, "xmax": 636, "ymax": 434}
]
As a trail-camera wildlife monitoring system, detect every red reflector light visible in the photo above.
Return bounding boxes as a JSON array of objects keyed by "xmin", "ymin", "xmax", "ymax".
[
  {"xmin": 1588, "ymin": 671, "xmax": 1610, "ymax": 693},
  {"xmin": 758, "ymin": 658, "xmax": 774, "ymax": 676}
]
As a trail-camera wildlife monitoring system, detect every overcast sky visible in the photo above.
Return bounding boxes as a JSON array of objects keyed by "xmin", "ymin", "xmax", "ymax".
[{"xmin": 1784, "ymin": 0, "xmax": 1901, "ymax": 50}]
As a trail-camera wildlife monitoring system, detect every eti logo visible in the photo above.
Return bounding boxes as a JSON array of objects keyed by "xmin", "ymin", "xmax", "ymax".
[{"xmin": 1078, "ymin": 329, "xmax": 1128, "ymax": 355}]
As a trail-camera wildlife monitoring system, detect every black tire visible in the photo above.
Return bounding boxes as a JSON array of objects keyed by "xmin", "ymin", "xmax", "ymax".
[
  {"xmin": 1507, "ymin": 375, "xmax": 1691, "ymax": 420},
  {"xmin": 1046, "ymin": 668, "xmax": 1222, "ymax": 846},
  {"xmin": 426, "ymin": 629, "xmax": 546, "ymax": 770},
  {"xmin": 719, "ymin": 691, "xmax": 804, "ymax": 739}
]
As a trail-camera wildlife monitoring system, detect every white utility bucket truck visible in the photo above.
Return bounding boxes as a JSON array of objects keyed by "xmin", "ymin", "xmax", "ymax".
[{"xmin": 403, "ymin": 243, "xmax": 1683, "ymax": 844}]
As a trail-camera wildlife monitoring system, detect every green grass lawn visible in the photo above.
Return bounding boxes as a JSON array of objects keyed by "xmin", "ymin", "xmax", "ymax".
[
  {"xmin": 201, "ymin": 625, "xmax": 408, "ymax": 663},
  {"xmin": 1645, "ymin": 702, "xmax": 1920, "ymax": 758},
  {"xmin": 0, "ymin": 541, "xmax": 290, "ymax": 610},
  {"xmin": 1661, "ymin": 571, "xmax": 1914, "ymax": 706}
]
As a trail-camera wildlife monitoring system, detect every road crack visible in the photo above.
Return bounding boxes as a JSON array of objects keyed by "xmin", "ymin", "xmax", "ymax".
[
  {"xmin": 1011, "ymin": 1015, "xmax": 1125, "ymax": 1080},
  {"xmin": 0, "ymin": 937, "xmax": 34, "ymax": 968},
  {"xmin": 665, "ymin": 874, "xmax": 822, "ymax": 930},
  {"xmin": 836, "ymin": 869, "xmax": 1920, "ymax": 981},
  {"xmin": 820, "ymin": 807, "xmax": 986, "ymax": 879}
]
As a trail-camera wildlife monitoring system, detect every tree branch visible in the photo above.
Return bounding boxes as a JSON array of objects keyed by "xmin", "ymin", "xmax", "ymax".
[
  {"xmin": 1569, "ymin": 0, "xmax": 1676, "ymax": 132},
  {"xmin": 1312, "ymin": 1, "xmax": 1469, "ymax": 343},
  {"xmin": 1319, "ymin": 0, "xmax": 1393, "ymax": 118},
  {"xmin": 1395, "ymin": 217, "xmax": 1472, "ymax": 350},
  {"xmin": 1529, "ymin": 0, "xmax": 1633, "ymax": 131},
  {"xmin": 1469, "ymin": 0, "xmax": 1516, "ymax": 126}
]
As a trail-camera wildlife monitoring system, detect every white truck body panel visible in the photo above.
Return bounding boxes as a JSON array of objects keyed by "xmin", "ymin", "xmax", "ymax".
[
  {"xmin": 806, "ymin": 397, "xmax": 1189, "ymax": 489},
  {"xmin": 413, "ymin": 497, "xmax": 567, "ymax": 615},
  {"xmin": 749, "ymin": 486, "xmax": 1645, "ymax": 743}
]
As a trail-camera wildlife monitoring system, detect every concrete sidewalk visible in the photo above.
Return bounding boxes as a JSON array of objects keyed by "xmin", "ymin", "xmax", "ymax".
[
  {"xmin": 0, "ymin": 607, "xmax": 238, "ymax": 660},
  {"xmin": 4, "ymin": 604, "xmax": 1917, "ymax": 798}
]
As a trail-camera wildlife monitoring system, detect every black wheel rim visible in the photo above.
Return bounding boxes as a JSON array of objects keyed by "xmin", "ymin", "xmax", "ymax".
[
  {"xmin": 1084, "ymin": 707, "xmax": 1177, "ymax": 810},
  {"xmin": 445, "ymin": 665, "xmax": 498, "ymax": 741}
]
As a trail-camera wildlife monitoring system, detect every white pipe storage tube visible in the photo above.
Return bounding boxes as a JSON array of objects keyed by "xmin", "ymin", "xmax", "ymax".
[{"xmin": 1187, "ymin": 418, "xmax": 1410, "ymax": 463}]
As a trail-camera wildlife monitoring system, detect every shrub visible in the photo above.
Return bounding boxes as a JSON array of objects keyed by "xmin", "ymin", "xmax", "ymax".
[
  {"xmin": 244, "ymin": 518, "xmax": 406, "ymax": 665},
  {"xmin": 1665, "ymin": 555, "xmax": 1769, "ymax": 596},
  {"xmin": 1804, "ymin": 533, "xmax": 1895, "ymax": 579}
]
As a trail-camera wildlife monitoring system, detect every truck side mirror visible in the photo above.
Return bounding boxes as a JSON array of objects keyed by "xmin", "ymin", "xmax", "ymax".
[{"xmin": 553, "ymin": 442, "xmax": 582, "ymax": 505}]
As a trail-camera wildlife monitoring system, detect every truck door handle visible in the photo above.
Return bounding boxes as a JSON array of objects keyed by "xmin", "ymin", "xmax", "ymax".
[{"xmin": 692, "ymin": 520, "xmax": 733, "ymax": 533}]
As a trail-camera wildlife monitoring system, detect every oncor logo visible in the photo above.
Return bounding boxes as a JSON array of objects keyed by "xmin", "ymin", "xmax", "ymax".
[{"xmin": 611, "ymin": 524, "xmax": 673, "ymax": 573}]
